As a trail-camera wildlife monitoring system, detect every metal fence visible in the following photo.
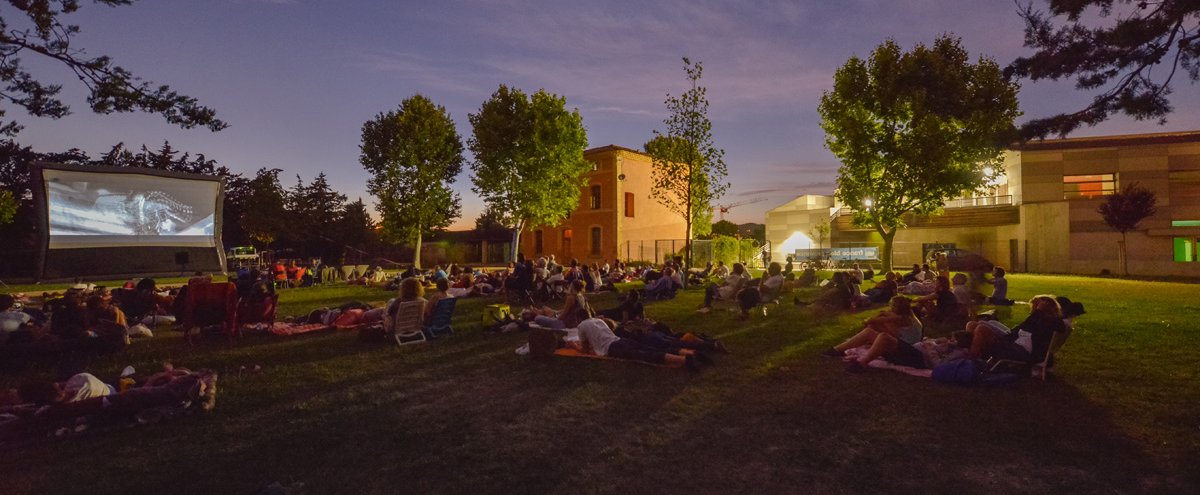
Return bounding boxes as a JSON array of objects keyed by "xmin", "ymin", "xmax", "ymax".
[{"xmin": 621, "ymin": 238, "xmax": 767, "ymax": 268}]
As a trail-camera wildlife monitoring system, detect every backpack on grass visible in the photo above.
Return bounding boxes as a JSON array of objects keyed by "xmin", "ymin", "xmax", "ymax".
[{"xmin": 932, "ymin": 358, "xmax": 982, "ymax": 385}]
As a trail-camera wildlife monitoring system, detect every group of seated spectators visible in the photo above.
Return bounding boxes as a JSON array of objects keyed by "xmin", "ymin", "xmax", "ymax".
[
  {"xmin": 813, "ymin": 262, "xmax": 1082, "ymax": 377},
  {"xmin": 695, "ymin": 261, "xmax": 786, "ymax": 319}
]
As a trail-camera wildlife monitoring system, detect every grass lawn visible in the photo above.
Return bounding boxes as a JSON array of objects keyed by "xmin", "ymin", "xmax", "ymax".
[{"xmin": 1, "ymin": 274, "xmax": 1197, "ymax": 494}]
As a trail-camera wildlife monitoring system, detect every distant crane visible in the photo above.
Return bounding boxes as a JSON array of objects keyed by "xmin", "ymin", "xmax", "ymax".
[{"xmin": 713, "ymin": 197, "xmax": 766, "ymax": 221}]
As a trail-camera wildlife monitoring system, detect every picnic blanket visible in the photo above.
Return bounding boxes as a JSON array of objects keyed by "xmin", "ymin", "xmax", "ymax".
[
  {"xmin": 551, "ymin": 347, "xmax": 684, "ymax": 368},
  {"xmin": 268, "ymin": 322, "xmax": 333, "ymax": 336},
  {"xmin": 844, "ymin": 346, "xmax": 932, "ymax": 378}
]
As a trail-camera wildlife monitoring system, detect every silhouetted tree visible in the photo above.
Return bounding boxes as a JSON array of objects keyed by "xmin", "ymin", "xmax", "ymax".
[
  {"xmin": 1098, "ymin": 182, "xmax": 1158, "ymax": 276},
  {"xmin": 820, "ymin": 36, "xmax": 1020, "ymax": 270},
  {"xmin": 0, "ymin": 1, "xmax": 226, "ymax": 136},
  {"xmin": 1007, "ymin": 0, "xmax": 1200, "ymax": 138}
]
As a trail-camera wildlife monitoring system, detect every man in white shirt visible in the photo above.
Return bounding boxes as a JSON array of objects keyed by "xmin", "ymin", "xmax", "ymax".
[{"xmin": 574, "ymin": 318, "xmax": 697, "ymax": 369}]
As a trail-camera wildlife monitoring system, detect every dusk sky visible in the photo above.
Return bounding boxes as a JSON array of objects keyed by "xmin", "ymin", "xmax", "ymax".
[{"xmin": 17, "ymin": 0, "xmax": 1200, "ymax": 228}]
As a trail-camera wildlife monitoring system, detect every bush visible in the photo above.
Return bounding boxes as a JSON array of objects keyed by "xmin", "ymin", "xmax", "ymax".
[
  {"xmin": 739, "ymin": 238, "xmax": 759, "ymax": 264},
  {"xmin": 711, "ymin": 235, "xmax": 739, "ymax": 266}
]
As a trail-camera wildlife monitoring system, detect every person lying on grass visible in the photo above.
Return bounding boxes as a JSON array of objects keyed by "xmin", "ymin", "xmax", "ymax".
[
  {"xmin": 614, "ymin": 320, "xmax": 730, "ymax": 356},
  {"xmin": 571, "ymin": 317, "xmax": 703, "ymax": 370},
  {"xmin": 4, "ymin": 369, "xmax": 217, "ymax": 437},
  {"xmin": 821, "ymin": 296, "xmax": 925, "ymax": 373}
]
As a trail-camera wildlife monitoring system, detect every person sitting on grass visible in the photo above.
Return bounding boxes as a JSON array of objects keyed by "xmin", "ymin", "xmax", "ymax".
[
  {"xmin": 572, "ymin": 317, "xmax": 702, "ymax": 370},
  {"xmin": 711, "ymin": 261, "xmax": 730, "ymax": 279},
  {"xmin": 525, "ymin": 280, "xmax": 592, "ymax": 330},
  {"xmin": 821, "ymin": 296, "xmax": 925, "ymax": 373},
  {"xmin": 424, "ymin": 277, "xmax": 451, "ymax": 321},
  {"xmin": 696, "ymin": 263, "xmax": 748, "ymax": 314},
  {"xmin": 795, "ymin": 265, "xmax": 818, "ymax": 287},
  {"xmin": 863, "ymin": 271, "xmax": 899, "ymax": 304},
  {"xmin": 914, "ymin": 276, "xmax": 962, "ymax": 325},
  {"xmin": 599, "ymin": 289, "xmax": 645, "ymax": 323},
  {"xmin": 983, "ymin": 266, "xmax": 1014, "ymax": 305},
  {"xmin": 643, "ymin": 266, "xmax": 682, "ymax": 300},
  {"xmin": 794, "ymin": 271, "xmax": 854, "ymax": 310}
]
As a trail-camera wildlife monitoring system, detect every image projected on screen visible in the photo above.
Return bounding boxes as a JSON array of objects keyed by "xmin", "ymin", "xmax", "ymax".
[{"xmin": 44, "ymin": 168, "xmax": 219, "ymax": 249}]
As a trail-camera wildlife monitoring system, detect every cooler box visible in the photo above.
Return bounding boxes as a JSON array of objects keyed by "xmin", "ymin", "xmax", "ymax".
[{"xmin": 483, "ymin": 304, "xmax": 511, "ymax": 325}]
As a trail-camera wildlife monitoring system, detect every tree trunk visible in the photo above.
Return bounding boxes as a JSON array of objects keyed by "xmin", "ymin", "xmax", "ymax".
[
  {"xmin": 1119, "ymin": 231, "xmax": 1128, "ymax": 276},
  {"xmin": 879, "ymin": 228, "xmax": 897, "ymax": 272},
  {"xmin": 510, "ymin": 219, "xmax": 524, "ymax": 263},
  {"xmin": 682, "ymin": 218, "xmax": 692, "ymax": 289},
  {"xmin": 412, "ymin": 229, "xmax": 423, "ymax": 269}
]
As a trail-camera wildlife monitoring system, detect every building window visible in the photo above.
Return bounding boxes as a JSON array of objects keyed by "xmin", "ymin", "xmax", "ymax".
[
  {"xmin": 1175, "ymin": 237, "xmax": 1196, "ymax": 262},
  {"xmin": 1063, "ymin": 174, "xmax": 1116, "ymax": 199},
  {"xmin": 562, "ymin": 228, "xmax": 572, "ymax": 256},
  {"xmin": 534, "ymin": 230, "xmax": 543, "ymax": 254},
  {"xmin": 1172, "ymin": 220, "xmax": 1200, "ymax": 227},
  {"xmin": 590, "ymin": 185, "xmax": 601, "ymax": 209},
  {"xmin": 591, "ymin": 226, "xmax": 601, "ymax": 255},
  {"xmin": 625, "ymin": 192, "xmax": 635, "ymax": 217}
]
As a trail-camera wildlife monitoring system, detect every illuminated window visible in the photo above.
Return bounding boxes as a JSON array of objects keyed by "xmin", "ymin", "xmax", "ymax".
[
  {"xmin": 562, "ymin": 229, "xmax": 572, "ymax": 256},
  {"xmin": 1172, "ymin": 220, "xmax": 1200, "ymax": 227},
  {"xmin": 534, "ymin": 230, "xmax": 543, "ymax": 254},
  {"xmin": 1063, "ymin": 174, "xmax": 1116, "ymax": 199},
  {"xmin": 625, "ymin": 192, "xmax": 635, "ymax": 217},
  {"xmin": 591, "ymin": 227, "xmax": 601, "ymax": 255},
  {"xmin": 1175, "ymin": 237, "xmax": 1196, "ymax": 262},
  {"xmin": 590, "ymin": 185, "xmax": 601, "ymax": 209}
]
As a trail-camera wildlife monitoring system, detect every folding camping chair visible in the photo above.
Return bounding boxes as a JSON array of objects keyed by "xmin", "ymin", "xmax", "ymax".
[
  {"xmin": 424, "ymin": 297, "xmax": 456, "ymax": 339},
  {"xmin": 388, "ymin": 299, "xmax": 427, "ymax": 346},
  {"xmin": 988, "ymin": 329, "xmax": 1072, "ymax": 381},
  {"xmin": 181, "ymin": 281, "xmax": 239, "ymax": 343}
]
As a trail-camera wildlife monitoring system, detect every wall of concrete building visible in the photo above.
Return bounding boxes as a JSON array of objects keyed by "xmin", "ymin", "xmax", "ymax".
[
  {"xmin": 764, "ymin": 195, "xmax": 835, "ymax": 262},
  {"xmin": 1018, "ymin": 138, "xmax": 1200, "ymax": 277}
]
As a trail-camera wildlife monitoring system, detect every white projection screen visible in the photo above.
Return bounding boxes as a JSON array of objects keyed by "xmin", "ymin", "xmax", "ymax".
[
  {"xmin": 44, "ymin": 168, "xmax": 219, "ymax": 249},
  {"xmin": 33, "ymin": 164, "xmax": 226, "ymax": 280}
]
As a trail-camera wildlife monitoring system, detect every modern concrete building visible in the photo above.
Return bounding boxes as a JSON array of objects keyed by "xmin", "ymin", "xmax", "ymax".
[
  {"xmin": 519, "ymin": 145, "xmax": 687, "ymax": 263},
  {"xmin": 765, "ymin": 130, "xmax": 1200, "ymax": 277}
]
